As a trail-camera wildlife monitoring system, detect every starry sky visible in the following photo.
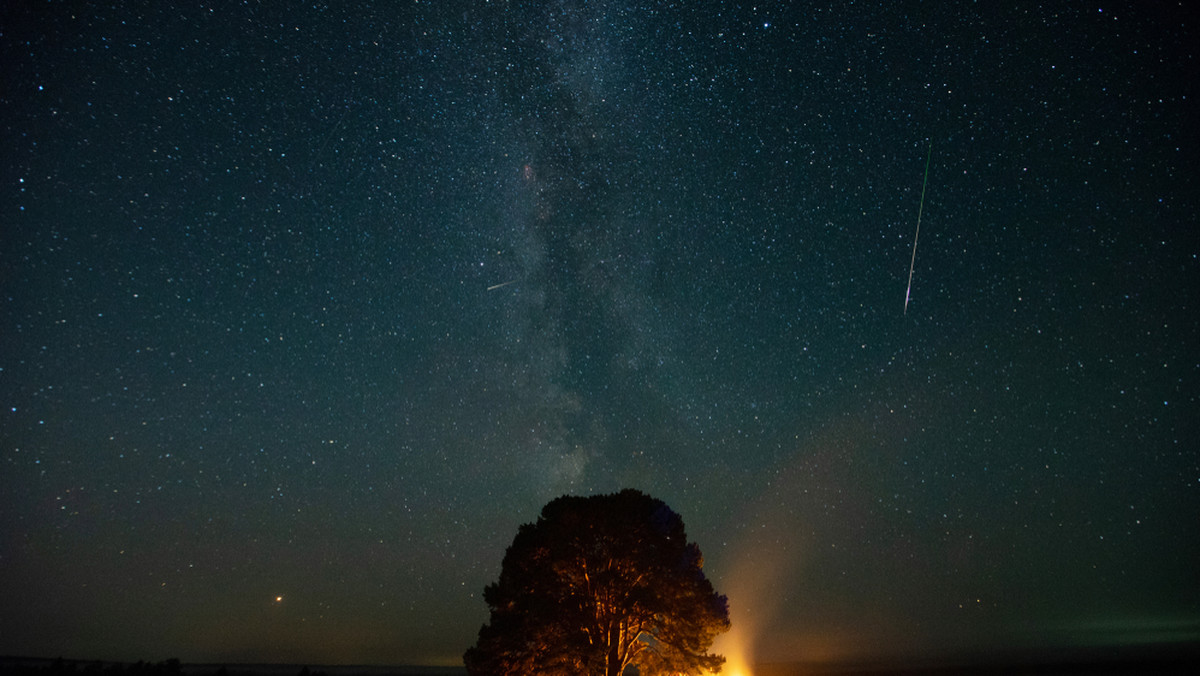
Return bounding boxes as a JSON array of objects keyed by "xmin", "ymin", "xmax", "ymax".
[{"xmin": 2, "ymin": 0, "xmax": 1197, "ymax": 669}]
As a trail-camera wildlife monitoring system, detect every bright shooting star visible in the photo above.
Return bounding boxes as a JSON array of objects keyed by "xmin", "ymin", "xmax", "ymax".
[
  {"xmin": 904, "ymin": 142, "xmax": 933, "ymax": 316},
  {"xmin": 487, "ymin": 279, "xmax": 518, "ymax": 291}
]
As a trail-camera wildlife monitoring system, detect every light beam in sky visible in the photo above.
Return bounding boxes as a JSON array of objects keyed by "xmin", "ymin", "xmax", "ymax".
[{"xmin": 904, "ymin": 142, "xmax": 933, "ymax": 315}]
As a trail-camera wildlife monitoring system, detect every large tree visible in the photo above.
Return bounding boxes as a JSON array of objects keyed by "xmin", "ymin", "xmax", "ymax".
[{"xmin": 464, "ymin": 489, "xmax": 730, "ymax": 676}]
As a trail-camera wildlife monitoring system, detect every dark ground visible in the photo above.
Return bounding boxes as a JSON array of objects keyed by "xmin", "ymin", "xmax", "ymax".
[{"xmin": 5, "ymin": 643, "xmax": 1200, "ymax": 676}]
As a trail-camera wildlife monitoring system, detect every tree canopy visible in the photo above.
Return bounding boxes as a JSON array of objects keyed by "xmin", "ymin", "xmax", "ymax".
[{"xmin": 464, "ymin": 489, "xmax": 730, "ymax": 676}]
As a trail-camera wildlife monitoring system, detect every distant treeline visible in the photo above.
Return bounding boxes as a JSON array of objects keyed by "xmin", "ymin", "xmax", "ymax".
[
  {"xmin": 0, "ymin": 658, "xmax": 184, "ymax": 676},
  {"xmin": 0, "ymin": 659, "xmax": 330, "ymax": 676}
]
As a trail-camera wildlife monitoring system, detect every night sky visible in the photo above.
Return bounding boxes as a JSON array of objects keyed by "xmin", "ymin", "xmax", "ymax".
[{"xmin": 2, "ymin": 1, "xmax": 1197, "ymax": 669}]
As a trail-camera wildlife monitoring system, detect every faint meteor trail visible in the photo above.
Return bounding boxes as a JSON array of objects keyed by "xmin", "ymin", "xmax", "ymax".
[
  {"xmin": 904, "ymin": 142, "xmax": 933, "ymax": 315},
  {"xmin": 487, "ymin": 279, "xmax": 518, "ymax": 291}
]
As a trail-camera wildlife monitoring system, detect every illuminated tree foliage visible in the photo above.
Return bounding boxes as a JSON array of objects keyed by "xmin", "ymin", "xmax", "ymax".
[{"xmin": 464, "ymin": 489, "xmax": 730, "ymax": 676}]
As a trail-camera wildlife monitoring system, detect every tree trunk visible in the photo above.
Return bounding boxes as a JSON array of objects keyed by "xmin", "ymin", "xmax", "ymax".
[{"xmin": 606, "ymin": 620, "xmax": 623, "ymax": 676}]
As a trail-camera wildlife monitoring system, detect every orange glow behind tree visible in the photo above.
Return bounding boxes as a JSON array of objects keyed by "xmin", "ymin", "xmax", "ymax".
[{"xmin": 711, "ymin": 625, "xmax": 754, "ymax": 676}]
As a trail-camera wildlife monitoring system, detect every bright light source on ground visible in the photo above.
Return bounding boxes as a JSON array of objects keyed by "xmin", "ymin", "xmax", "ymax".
[{"xmin": 712, "ymin": 625, "xmax": 753, "ymax": 676}]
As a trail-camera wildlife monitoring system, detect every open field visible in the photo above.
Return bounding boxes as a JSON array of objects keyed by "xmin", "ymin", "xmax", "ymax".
[{"xmin": 5, "ymin": 645, "xmax": 1199, "ymax": 676}]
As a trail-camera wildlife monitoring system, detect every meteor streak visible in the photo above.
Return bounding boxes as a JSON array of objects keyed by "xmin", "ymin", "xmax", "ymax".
[
  {"xmin": 904, "ymin": 142, "xmax": 933, "ymax": 316},
  {"xmin": 487, "ymin": 279, "xmax": 518, "ymax": 291}
]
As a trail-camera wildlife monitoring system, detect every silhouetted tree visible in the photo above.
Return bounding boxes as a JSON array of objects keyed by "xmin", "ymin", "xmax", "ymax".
[{"xmin": 464, "ymin": 489, "xmax": 730, "ymax": 676}]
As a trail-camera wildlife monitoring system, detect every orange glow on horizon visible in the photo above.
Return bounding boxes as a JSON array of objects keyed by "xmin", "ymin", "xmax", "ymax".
[{"xmin": 712, "ymin": 625, "xmax": 754, "ymax": 676}]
